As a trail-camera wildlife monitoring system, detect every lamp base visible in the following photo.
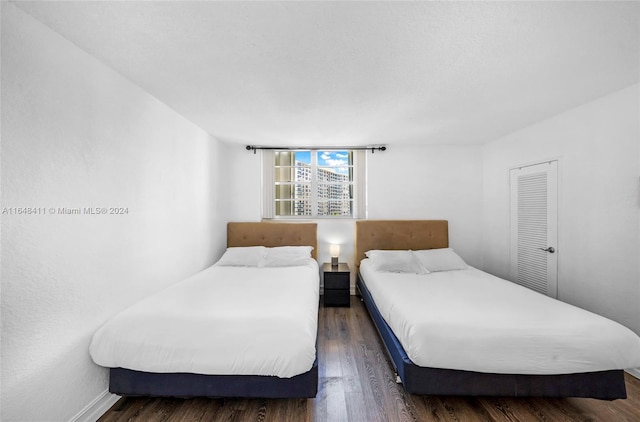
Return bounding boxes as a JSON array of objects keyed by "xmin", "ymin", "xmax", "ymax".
[{"xmin": 331, "ymin": 257, "xmax": 339, "ymax": 267}]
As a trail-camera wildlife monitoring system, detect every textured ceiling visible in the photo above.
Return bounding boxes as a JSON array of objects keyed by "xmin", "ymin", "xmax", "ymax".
[{"xmin": 11, "ymin": 1, "xmax": 640, "ymax": 147}]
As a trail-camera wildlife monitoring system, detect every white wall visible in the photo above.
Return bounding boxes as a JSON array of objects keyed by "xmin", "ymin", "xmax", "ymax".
[
  {"xmin": 481, "ymin": 84, "xmax": 640, "ymax": 335},
  {"xmin": 1, "ymin": 3, "xmax": 228, "ymax": 421},
  {"xmin": 226, "ymin": 144, "xmax": 484, "ymax": 291},
  {"xmin": 367, "ymin": 145, "xmax": 484, "ymax": 267}
]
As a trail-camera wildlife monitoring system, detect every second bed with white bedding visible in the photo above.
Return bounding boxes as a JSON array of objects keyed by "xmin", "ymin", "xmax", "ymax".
[
  {"xmin": 90, "ymin": 260, "xmax": 319, "ymax": 378},
  {"xmin": 360, "ymin": 259, "xmax": 640, "ymax": 375}
]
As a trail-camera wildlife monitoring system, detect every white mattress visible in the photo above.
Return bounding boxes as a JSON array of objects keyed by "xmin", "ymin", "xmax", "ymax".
[
  {"xmin": 360, "ymin": 259, "xmax": 640, "ymax": 375},
  {"xmin": 90, "ymin": 260, "xmax": 319, "ymax": 378}
]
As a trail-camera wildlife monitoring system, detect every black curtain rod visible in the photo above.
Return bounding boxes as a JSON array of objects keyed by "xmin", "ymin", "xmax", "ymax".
[{"xmin": 246, "ymin": 145, "xmax": 387, "ymax": 154}]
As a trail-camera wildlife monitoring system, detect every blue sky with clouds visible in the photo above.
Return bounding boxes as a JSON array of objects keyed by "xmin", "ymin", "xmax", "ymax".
[
  {"xmin": 295, "ymin": 150, "xmax": 348, "ymax": 165},
  {"xmin": 294, "ymin": 151, "xmax": 350, "ymax": 175}
]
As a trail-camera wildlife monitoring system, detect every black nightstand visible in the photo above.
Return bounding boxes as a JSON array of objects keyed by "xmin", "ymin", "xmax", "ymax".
[{"xmin": 323, "ymin": 263, "xmax": 350, "ymax": 307}]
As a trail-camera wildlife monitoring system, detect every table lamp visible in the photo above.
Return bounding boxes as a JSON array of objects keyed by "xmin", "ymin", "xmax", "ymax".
[{"xmin": 330, "ymin": 244, "xmax": 340, "ymax": 267}]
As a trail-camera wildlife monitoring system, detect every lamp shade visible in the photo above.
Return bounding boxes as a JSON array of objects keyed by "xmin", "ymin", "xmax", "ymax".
[{"xmin": 329, "ymin": 244, "xmax": 340, "ymax": 257}]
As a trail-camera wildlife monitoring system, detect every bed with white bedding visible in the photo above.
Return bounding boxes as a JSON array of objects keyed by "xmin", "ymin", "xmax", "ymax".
[
  {"xmin": 90, "ymin": 222, "xmax": 320, "ymax": 398},
  {"xmin": 355, "ymin": 220, "xmax": 640, "ymax": 399},
  {"xmin": 360, "ymin": 260, "xmax": 640, "ymax": 375}
]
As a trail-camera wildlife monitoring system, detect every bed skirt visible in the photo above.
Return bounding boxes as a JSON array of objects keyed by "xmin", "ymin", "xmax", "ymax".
[{"xmin": 109, "ymin": 359, "xmax": 318, "ymax": 399}]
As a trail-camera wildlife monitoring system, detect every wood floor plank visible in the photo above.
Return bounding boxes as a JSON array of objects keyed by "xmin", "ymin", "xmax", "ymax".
[
  {"xmin": 99, "ymin": 397, "xmax": 157, "ymax": 422},
  {"xmin": 99, "ymin": 296, "xmax": 640, "ymax": 422},
  {"xmin": 163, "ymin": 398, "xmax": 221, "ymax": 422}
]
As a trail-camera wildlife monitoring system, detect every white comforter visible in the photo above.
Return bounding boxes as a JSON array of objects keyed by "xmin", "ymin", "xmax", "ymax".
[
  {"xmin": 90, "ymin": 260, "xmax": 319, "ymax": 378},
  {"xmin": 360, "ymin": 259, "xmax": 640, "ymax": 375}
]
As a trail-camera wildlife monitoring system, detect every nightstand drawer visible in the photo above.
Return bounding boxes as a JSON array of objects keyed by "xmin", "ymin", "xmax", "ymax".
[
  {"xmin": 324, "ymin": 289, "xmax": 350, "ymax": 307},
  {"xmin": 324, "ymin": 273, "xmax": 349, "ymax": 290}
]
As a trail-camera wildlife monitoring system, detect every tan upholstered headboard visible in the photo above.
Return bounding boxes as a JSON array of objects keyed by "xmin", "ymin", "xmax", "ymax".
[
  {"xmin": 355, "ymin": 220, "xmax": 449, "ymax": 265},
  {"xmin": 227, "ymin": 222, "xmax": 318, "ymax": 259}
]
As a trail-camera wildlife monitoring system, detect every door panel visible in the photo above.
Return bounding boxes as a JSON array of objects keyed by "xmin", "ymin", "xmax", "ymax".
[{"xmin": 509, "ymin": 161, "xmax": 558, "ymax": 298}]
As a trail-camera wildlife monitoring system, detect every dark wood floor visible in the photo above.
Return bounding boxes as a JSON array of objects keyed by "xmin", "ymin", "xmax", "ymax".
[{"xmin": 99, "ymin": 296, "xmax": 640, "ymax": 421}]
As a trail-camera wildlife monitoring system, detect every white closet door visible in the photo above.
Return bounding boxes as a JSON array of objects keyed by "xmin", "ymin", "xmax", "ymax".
[{"xmin": 509, "ymin": 161, "xmax": 558, "ymax": 298}]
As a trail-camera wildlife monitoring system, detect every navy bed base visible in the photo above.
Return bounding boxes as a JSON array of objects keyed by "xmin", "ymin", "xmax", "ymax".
[
  {"xmin": 109, "ymin": 359, "xmax": 318, "ymax": 398},
  {"xmin": 356, "ymin": 273, "xmax": 627, "ymax": 400}
]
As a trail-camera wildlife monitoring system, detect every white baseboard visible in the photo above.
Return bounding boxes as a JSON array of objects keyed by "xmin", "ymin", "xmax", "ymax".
[
  {"xmin": 626, "ymin": 368, "xmax": 640, "ymax": 380},
  {"xmin": 69, "ymin": 389, "xmax": 120, "ymax": 422}
]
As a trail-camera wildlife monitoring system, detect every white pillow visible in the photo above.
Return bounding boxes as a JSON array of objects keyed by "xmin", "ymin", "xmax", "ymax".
[
  {"xmin": 413, "ymin": 248, "xmax": 468, "ymax": 272},
  {"xmin": 262, "ymin": 246, "xmax": 314, "ymax": 267},
  {"xmin": 217, "ymin": 246, "xmax": 266, "ymax": 267},
  {"xmin": 365, "ymin": 250, "xmax": 426, "ymax": 274}
]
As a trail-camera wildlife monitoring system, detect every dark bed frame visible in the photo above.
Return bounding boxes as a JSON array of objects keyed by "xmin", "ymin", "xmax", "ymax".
[
  {"xmin": 109, "ymin": 360, "xmax": 318, "ymax": 398},
  {"xmin": 354, "ymin": 220, "xmax": 627, "ymax": 400},
  {"xmin": 108, "ymin": 222, "xmax": 319, "ymax": 398}
]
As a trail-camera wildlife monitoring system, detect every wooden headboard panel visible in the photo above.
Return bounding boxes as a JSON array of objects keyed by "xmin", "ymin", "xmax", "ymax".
[
  {"xmin": 355, "ymin": 220, "xmax": 449, "ymax": 264},
  {"xmin": 227, "ymin": 222, "xmax": 318, "ymax": 259}
]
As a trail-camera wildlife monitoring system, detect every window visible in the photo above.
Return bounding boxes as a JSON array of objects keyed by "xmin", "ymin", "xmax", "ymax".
[{"xmin": 263, "ymin": 149, "xmax": 366, "ymax": 218}]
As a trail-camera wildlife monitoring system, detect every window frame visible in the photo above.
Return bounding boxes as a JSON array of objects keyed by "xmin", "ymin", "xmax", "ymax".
[{"xmin": 262, "ymin": 149, "xmax": 366, "ymax": 220}]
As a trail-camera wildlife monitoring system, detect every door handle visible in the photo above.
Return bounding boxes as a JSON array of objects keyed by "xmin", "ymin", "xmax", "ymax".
[{"xmin": 538, "ymin": 247, "xmax": 555, "ymax": 253}]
